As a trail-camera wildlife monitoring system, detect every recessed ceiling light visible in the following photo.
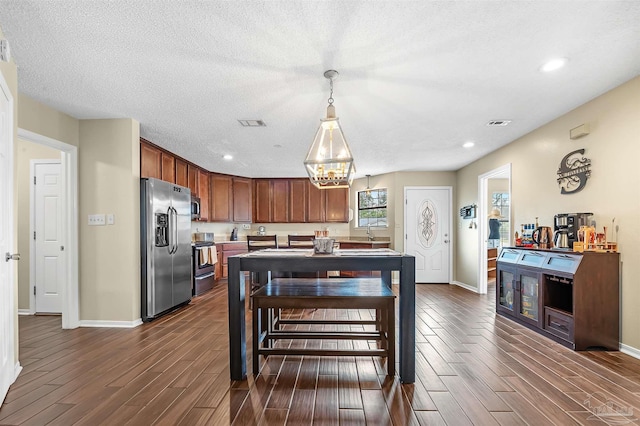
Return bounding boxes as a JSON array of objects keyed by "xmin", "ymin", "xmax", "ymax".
[
  {"xmin": 540, "ymin": 58, "xmax": 568, "ymax": 72},
  {"xmin": 223, "ymin": 154, "xmax": 233, "ymax": 160},
  {"xmin": 463, "ymin": 142, "xmax": 475, "ymax": 148},
  {"xmin": 273, "ymin": 144, "xmax": 282, "ymax": 148}
]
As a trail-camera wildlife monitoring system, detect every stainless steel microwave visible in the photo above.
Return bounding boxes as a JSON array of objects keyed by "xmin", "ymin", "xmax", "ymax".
[{"xmin": 191, "ymin": 196, "xmax": 201, "ymax": 220}]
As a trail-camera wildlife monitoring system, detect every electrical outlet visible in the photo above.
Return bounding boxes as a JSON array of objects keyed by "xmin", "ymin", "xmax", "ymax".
[
  {"xmin": 242, "ymin": 224, "xmax": 251, "ymax": 229},
  {"xmin": 88, "ymin": 214, "xmax": 106, "ymax": 226},
  {"xmin": 107, "ymin": 214, "xmax": 115, "ymax": 225}
]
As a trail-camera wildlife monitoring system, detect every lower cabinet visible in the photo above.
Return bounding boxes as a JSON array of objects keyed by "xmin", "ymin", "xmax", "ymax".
[
  {"xmin": 496, "ymin": 247, "xmax": 619, "ymax": 350},
  {"xmin": 218, "ymin": 241, "xmax": 248, "ymax": 279},
  {"xmin": 338, "ymin": 241, "xmax": 390, "ymax": 277}
]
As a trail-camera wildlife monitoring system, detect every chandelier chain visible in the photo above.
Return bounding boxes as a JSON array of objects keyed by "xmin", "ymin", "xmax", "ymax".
[{"xmin": 328, "ymin": 77, "xmax": 334, "ymax": 105}]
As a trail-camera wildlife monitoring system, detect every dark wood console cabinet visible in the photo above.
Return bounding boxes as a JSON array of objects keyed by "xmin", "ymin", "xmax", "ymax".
[{"xmin": 496, "ymin": 247, "xmax": 619, "ymax": 350}]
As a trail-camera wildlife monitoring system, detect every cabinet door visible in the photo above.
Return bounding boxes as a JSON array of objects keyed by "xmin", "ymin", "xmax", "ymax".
[
  {"xmin": 197, "ymin": 169, "xmax": 210, "ymax": 221},
  {"xmin": 140, "ymin": 142, "xmax": 162, "ymax": 179},
  {"xmin": 325, "ymin": 187, "xmax": 349, "ymax": 222},
  {"xmin": 289, "ymin": 179, "xmax": 307, "ymax": 223},
  {"xmin": 187, "ymin": 164, "xmax": 199, "ymax": 196},
  {"xmin": 233, "ymin": 177, "xmax": 252, "ymax": 223},
  {"xmin": 516, "ymin": 267, "xmax": 542, "ymax": 327},
  {"xmin": 272, "ymin": 179, "xmax": 289, "ymax": 223},
  {"xmin": 253, "ymin": 179, "xmax": 272, "ymax": 223},
  {"xmin": 161, "ymin": 152, "xmax": 175, "ymax": 183},
  {"xmin": 307, "ymin": 182, "xmax": 325, "ymax": 223},
  {"xmin": 175, "ymin": 158, "xmax": 188, "ymax": 188},
  {"xmin": 496, "ymin": 264, "xmax": 516, "ymax": 316},
  {"xmin": 211, "ymin": 174, "xmax": 233, "ymax": 222}
]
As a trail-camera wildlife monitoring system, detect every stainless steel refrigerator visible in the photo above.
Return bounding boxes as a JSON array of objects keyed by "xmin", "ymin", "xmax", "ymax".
[{"xmin": 140, "ymin": 178, "xmax": 192, "ymax": 321}]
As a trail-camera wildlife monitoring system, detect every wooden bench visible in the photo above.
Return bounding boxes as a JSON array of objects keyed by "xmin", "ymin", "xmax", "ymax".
[{"xmin": 251, "ymin": 278, "xmax": 396, "ymax": 376}]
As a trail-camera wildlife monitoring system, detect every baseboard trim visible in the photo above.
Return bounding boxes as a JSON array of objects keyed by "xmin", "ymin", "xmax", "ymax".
[
  {"xmin": 79, "ymin": 319, "xmax": 143, "ymax": 328},
  {"xmin": 451, "ymin": 280, "xmax": 480, "ymax": 293},
  {"xmin": 18, "ymin": 309, "xmax": 32, "ymax": 316},
  {"xmin": 620, "ymin": 343, "xmax": 640, "ymax": 360},
  {"xmin": 14, "ymin": 362, "xmax": 22, "ymax": 382}
]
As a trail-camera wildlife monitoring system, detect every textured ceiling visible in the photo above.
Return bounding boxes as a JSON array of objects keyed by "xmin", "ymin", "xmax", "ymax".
[{"xmin": 1, "ymin": 1, "xmax": 639, "ymax": 179}]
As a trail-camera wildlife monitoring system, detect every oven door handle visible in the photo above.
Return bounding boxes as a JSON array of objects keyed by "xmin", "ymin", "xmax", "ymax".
[{"xmin": 195, "ymin": 272, "xmax": 215, "ymax": 279}]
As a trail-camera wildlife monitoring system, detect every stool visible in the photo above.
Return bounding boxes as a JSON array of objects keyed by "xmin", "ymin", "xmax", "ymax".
[{"xmin": 251, "ymin": 278, "xmax": 395, "ymax": 376}]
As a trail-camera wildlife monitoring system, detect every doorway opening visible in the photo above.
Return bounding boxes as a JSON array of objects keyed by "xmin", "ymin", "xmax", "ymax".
[
  {"xmin": 18, "ymin": 129, "xmax": 79, "ymax": 329},
  {"xmin": 477, "ymin": 164, "xmax": 511, "ymax": 295}
]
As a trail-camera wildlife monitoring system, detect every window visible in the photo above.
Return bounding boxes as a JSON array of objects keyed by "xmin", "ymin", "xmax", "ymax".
[
  {"xmin": 491, "ymin": 192, "xmax": 510, "ymax": 246},
  {"xmin": 358, "ymin": 188, "xmax": 387, "ymax": 227}
]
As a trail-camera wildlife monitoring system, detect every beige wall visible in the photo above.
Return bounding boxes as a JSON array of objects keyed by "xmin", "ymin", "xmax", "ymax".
[
  {"xmin": 456, "ymin": 76, "xmax": 640, "ymax": 349},
  {"xmin": 1, "ymin": 24, "xmax": 20, "ymax": 364},
  {"xmin": 349, "ymin": 171, "xmax": 457, "ymax": 253},
  {"xmin": 15, "ymin": 139, "xmax": 61, "ymax": 309},
  {"xmin": 18, "ymin": 95, "xmax": 79, "ymax": 147},
  {"xmin": 79, "ymin": 119, "xmax": 140, "ymax": 321}
]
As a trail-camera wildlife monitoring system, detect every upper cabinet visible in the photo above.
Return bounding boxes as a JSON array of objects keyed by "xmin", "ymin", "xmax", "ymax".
[
  {"xmin": 197, "ymin": 168, "xmax": 210, "ymax": 222},
  {"xmin": 140, "ymin": 141, "xmax": 162, "ymax": 180},
  {"xmin": 254, "ymin": 178, "xmax": 349, "ymax": 223},
  {"xmin": 140, "ymin": 139, "xmax": 349, "ymax": 224},
  {"xmin": 253, "ymin": 179, "xmax": 289, "ymax": 223},
  {"xmin": 325, "ymin": 187, "xmax": 349, "ymax": 222},
  {"xmin": 233, "ymin": 177, "xmax": 252, "ymax": 223},
  {"xmin": 175, "ymin": 158, "xmax": 188, "ymax": 188},
  {"xmin": 210, "ymin": 173, "xmax": 233, "ymax": 222}
]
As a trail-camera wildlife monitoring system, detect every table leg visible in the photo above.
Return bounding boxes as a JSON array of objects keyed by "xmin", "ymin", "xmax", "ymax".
[
  {"xmin": 399, "ymin": 256, "xmax": 415, "ymax": 383},
  {"xmin": 228, "ymin": 257, "xmax": 246, "ymax": 381}
]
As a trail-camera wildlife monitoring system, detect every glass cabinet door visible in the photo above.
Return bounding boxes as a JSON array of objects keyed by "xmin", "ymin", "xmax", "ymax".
[
  {"xmin": 518, "ymin": 271, "xmax": 540, "ymax": 323},
  {"xmin": 498, "ymin": 269, "xmax": 515, "ymax": 312}
]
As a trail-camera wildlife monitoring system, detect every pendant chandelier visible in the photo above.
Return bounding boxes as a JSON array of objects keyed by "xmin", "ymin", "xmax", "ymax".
[{"xmin": 304, "ymin": 70, "xmax": 355, "ymax": 189}]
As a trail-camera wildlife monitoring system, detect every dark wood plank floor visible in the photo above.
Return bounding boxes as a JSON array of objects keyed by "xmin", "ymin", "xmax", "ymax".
[{"xmin": 2, "ymin": 282, "xmax": 640, "ymax": 425}]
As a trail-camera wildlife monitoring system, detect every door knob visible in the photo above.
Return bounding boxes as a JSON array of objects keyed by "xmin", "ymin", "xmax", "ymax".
[
  {"xmin": 444, "ymin": 240, "xmax": 450, "ymax": 243},
  {"xmin": 5, "ymin": 252, "xmax": 20, "ymax": 262}
]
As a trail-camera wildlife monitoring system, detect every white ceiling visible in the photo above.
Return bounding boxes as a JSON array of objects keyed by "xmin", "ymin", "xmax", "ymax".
[{"xmin": 1, "ymin": 1, "xmax": 639, "ymax": 179}]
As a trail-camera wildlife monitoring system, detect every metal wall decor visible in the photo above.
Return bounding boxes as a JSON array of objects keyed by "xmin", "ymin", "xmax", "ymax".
[
  {"xmin": 557, "ymin": 148, "xmax": 592, "ymax": 194},
  {"xmin": 417, "ymin": 199, "xmax": 437, "ymax": 248}
]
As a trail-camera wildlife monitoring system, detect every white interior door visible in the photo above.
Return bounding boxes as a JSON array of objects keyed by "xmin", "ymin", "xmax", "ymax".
[
  {"xmin": 33, "ymin": 161, "xmax": 64, "ymax": 313},
  {"xmin": 404, "ymin": 187, "xmax": 452, "ymax": 283},
  {"xmin": 0, "ymin": 72, "xmax": 17, "ymax": 403}
]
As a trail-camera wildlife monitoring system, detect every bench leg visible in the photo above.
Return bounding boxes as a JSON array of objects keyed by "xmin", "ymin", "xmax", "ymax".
[
  {"xmin": 387, "ymin": 299, "xmax": 395, "ymax": 376},
  {"xmin": 252, "ymin": 303, "xmax": 260, "ymax": 376}
]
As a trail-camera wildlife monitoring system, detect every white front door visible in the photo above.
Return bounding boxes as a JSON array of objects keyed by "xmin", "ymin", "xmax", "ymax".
[
  {"xmin": 0, "ymin": 72, "xmax": 17, "ymax": 403},
  {"xmin": 404, "ymin": 187, "xmax": 452, "ymax": 283},
  {"xmin": 34, "ymin": 161, "xmax": 64, "ymax": 313}
]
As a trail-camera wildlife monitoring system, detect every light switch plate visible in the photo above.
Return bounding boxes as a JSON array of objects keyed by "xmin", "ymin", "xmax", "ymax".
[
  {"xmin": 242, "ymin": 224, "xmax": 251, "ymax": 229},
  {"xmin": 88, "ymin": 214, "xmax": 106, "ymax": 226}
]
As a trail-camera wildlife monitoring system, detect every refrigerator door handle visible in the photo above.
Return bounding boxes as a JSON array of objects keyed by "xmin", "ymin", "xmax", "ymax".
[{"xmin": 169, "ymin": 206, "xmax": 178, "ymax": 254}]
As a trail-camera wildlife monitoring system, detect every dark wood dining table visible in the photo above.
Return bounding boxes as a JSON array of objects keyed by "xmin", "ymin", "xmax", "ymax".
[{"xmin": 227, "ymin": 248, "xmax": 416, "ymax": 383}]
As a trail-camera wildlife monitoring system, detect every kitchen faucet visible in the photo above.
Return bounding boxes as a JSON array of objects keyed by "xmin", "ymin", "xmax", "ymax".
[{"xmin": 367, "ymin": 224, "xmax": 374, "ymax": 241}]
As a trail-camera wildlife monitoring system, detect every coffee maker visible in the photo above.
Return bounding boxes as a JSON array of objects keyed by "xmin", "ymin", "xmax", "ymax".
[{"xmin": 553, "ymin": 212, "xmax": 593, "ymax": 249}]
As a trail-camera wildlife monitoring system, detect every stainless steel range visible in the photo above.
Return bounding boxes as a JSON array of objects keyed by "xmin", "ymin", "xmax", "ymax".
[{"xmin": 192, "ymin": 241, "xmax": 216, "ymax": 295}]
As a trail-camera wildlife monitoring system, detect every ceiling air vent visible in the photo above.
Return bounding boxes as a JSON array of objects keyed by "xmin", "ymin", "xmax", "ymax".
[
  {"xmin": 486, "ymin": 120, "xmax": 511, "ymax": 127},
  {"xmin": 238, "ymin": 119, "xmax": 266, "ymax": 127}
]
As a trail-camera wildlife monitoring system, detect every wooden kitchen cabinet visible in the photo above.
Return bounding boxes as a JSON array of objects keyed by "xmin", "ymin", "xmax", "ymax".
[
  {"xmin": 161, "ymin": 152, "xmax": 175, "ymax": 183},
  {"xmin": 289, "ymin": 179, "xmax": 307, "ymax": 223},
  {"xmin": 219, "ymin": 241, "xmax": 248, "ymax": 278},
  {"xmin": 197, "ymin": 168, "xmax": 210, "ymax": 221},
  {"xmin": 253, "ymin": 179, "xmax": 272, "ymax": 223},
  {"xmin": 140, "ymin": 141, "xmax": 162, "ymax": 180},
  {"xmin": 325, "ymin": 187, "xmax": 350, "ymax": 222},
  {"xmin": 253, "ymin": 179, "xmax": 290, "ymax": 223},
  {"xmin": 211, "ymin": 174, "xmax": 233, "ymax": 222},
  {"xmin": 175, "ymin": 158, "xmax": 188, "ymax": 188},
  {"xmin": 233, "ymin": 177, "xmax": 252, "ymax": 222},
  {"xmin": 187, "ymin": 164, "xmax": 199, "ymax": 196},
  {"xmin": 307, "ymin": 182, "xmax": 326, "ymax": 223}
]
